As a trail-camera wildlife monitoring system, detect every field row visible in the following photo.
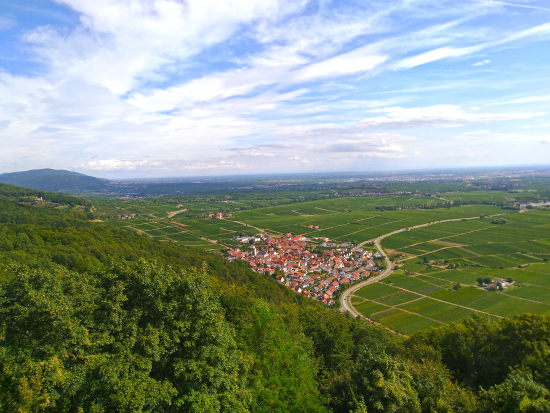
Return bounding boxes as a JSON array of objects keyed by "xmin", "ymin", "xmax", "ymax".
[
  {"xmin": 108, "ymin": 217, "xmax": 258, "ymax": 249},
  {"xmin": 353, "ymin": 260, "xmax": 550, "ymax": 334},
  {"xmin": 381, "ymin": 211, "xmax": 550, "ymax": 267},
  {"xmin": 232, "ymin": 201, "xmax": 504, "ymax": 243}
]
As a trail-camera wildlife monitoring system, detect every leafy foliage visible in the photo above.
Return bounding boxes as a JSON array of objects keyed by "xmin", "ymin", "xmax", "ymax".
[
  {"xmin": 0, "ymin": 183, "xmax": 89, "ymax": 206},
  {"xmin": 2, "ymin": 183, "xmax": 550, "ymax": 412},
  {"xmin": 350, "ymin": 343, "xmax": 421, "ymax": 413},
  {"xmin": 0, "ymin": 261, "xmax": 246, "ymax": 412},
  {"xmin": 479, "ymin": 368, "xmax": 550, "ymax": 413},
  {"xmin": 411, "ymin": 314, "xmax": 550, "ymax": 390},
  {"xmin": 0, "ymin": 196, "xmax": 296, "ymax": 305}
]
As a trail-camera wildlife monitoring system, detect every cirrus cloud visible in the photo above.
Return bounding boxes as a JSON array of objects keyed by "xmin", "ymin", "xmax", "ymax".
[
  {"xmin": 1, "ymin": 0, "xmax": 550, "ymax": 177},
  {"xmin": 358, "ymin": 105, "xmax": 544, "ymax": 129}
]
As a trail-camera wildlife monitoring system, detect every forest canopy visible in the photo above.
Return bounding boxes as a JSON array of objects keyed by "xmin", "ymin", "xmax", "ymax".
[{"xmin": 1, "ymin": 183, "xmax": 550, "ymax": 412}]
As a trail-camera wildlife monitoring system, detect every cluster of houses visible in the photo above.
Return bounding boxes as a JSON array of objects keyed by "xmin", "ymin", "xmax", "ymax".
[
  {"xmin": 485, "ymin": 277, "xmax": 514, "ymax": 290},
  {"xmin": 320, "ymin": 241, "xmax": 353, "ymax": 248},
  {"xmin": 207, "ymin": 212, "xmax": 232, "ymax": 219},
  {"xmin": 226, "ymin": 233, "xmax": 377, "ymax": 305},
  {"xmin": 516, "ymin": 202, "xmax": 550, "ymax": 209},
  {"xmin": 117, "ymin": 214, "xmax": 136, "ymax": 219},
  {"xmin": 235, "ymin": 235, "xmax": 262, "ymax": 243}
]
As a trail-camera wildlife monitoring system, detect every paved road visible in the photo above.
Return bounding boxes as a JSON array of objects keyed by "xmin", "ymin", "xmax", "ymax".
[
  {"xmin": 340, "ymin": 236, "xmax": 393, "ymax": 317},
  {"xmin": 339, "ymin": 214, "xmax": 505, "ymax": 317}
]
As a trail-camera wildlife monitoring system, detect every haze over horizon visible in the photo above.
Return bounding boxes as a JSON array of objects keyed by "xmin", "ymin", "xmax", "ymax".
[{"xmin": 2, "ymin": 0, "xmax": 550, "ymax": 179}]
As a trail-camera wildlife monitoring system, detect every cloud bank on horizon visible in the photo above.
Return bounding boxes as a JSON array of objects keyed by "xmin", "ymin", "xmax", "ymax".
[{"xmin": 1, "ymin": 0, "xmax": 549, "ymax": 178}]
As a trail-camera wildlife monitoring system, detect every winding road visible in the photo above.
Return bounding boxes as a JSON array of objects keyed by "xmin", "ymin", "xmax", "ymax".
[
  {"xmin": 339, "ymin": 214, "xmax": 504, "ymax": 318},
  {"xmin": 340, "ymin": 236, "xmax": 393, "ymax": 318}
]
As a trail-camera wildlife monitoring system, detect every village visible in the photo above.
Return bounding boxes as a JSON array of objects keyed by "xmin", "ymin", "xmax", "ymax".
[{"xmin": 226, "ymin": 233, "xmax": 378, "ymax": 305}]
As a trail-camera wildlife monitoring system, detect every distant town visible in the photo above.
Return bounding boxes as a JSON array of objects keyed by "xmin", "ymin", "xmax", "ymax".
[{"xmin": 226, "ymin": 233, "xmax": 379, "ymax": 305}]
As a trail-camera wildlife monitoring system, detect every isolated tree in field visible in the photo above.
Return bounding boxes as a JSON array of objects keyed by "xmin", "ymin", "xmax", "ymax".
[{"xmin": 477, "ymin": 277, "xmax": 485, "ymax": 286}]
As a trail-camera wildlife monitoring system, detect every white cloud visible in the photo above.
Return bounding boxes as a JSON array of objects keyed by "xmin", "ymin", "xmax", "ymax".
[
  {"xmin": 293, "ymin": 44, "xmax": 388, "ymax": 82},
  {"xmin": 86, "ymin": 159, "xmax": 147, "ymax": 170},
  {"xmin": 2, "ymin": 0, "xmax": 550, "ymax": 175},
  {"xmin": 128, "ymin": 71, "xmax": 265, "ymax": 112},
  {"xmin": 503, "ymin": 94, "xmax": 550, "ymax": 104},
  {"xmin": 480, "ymin": 1, "xmax": 550, "ymax": 12},
  {"xmin": 394, "ymin": 21, "xmax": 550, "ymax": 69},
  {"xmin": 84, "ymin": 158, "xmax": 248, "ymax": 171},
  {"xmin": 473, "ymin": 59, "xmax": 491, "ymax": 66},
  {"xmin": 396, "ymin": 45, "xmax": 483, "ymax": 69},
  {"xmin": 359, "ymin": 105, "xmax": 544, "ymax": 129},
  {"xmin": 250, "ymin": 6, "xmax": 387, "ymax": 67},
  {"xmin": 0, "ymin": 16, "xmax": 16, "ymax": 30},
  {"xmin": 26, "ymin": 0, "xmax": 308, "ymax": 94}
]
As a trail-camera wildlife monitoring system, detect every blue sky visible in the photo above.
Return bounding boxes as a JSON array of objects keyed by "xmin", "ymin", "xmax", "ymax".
[{"xmin": 1, "ymin": 0, "xmax": 550, "ymax": 178}]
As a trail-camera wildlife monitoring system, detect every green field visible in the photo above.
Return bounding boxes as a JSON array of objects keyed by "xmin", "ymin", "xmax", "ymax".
[
  {"xmin": 353, "ymin": 209, "xmax": 550, "ymax": 334},
  {"xmin": 101, "ymin": 215, "xmax": 259, "ymax": 250},
  {"xmin": 104, "ymin": 192, "xmax": 516, "ymax": 251},
  {"xmin": 228, "ymin": 197, "xmax": 503, "ymax": 244},
  {"xmin": 352, "ymin": 274, "xmax": 550, "ymax": 335},
  {"xmin": 97, "ymin": 183, "xmax": 550, "ymax": 332}
]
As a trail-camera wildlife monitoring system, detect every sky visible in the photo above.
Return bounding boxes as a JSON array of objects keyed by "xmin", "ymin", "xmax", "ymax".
[{"xmin": 1, "ymin": 0, "xmax": 550, "ymax": 179}]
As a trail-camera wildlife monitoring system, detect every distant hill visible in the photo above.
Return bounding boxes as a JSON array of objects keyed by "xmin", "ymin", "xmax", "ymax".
[{"xmin": 0, "ymin": 169, "xmax": 109, "ymax": 193}]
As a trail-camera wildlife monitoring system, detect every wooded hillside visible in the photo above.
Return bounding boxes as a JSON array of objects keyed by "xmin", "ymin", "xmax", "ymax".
[{"xmin": 1, "ymin": 183, "xmax": 550, "ymax": 412}]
